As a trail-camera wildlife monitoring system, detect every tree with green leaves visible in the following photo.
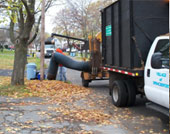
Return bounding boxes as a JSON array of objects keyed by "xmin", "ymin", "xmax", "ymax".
[{"xmin": 0, "ymin": 0, "xmax": 55, "ymax": 85}]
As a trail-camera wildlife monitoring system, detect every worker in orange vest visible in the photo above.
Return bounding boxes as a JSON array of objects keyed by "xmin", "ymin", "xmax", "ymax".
[{"xmin": 56, "ymin": 48, "xmax": 67, "ymax": 82}]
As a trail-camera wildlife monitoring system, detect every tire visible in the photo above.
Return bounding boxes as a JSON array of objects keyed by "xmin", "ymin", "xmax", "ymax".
[
  {"xmin": 124, "ymin": 80, "xmax": 136, "ymax": 106},
  {"xmin": 111, "ymin": 80, "xmax": 128, "ymax": 107},
  {"xmin": 82, "ymin": 77, "xmax": 89, "ymax": 87}
]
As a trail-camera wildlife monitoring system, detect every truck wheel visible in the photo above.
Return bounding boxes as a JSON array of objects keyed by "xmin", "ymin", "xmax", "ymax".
[
  {"xmin": 124, "ymin": 80, "xmax": 136, "ymax": 106},
  {"xmin": 111, "ymin": 81, "xmax": 128, "ymax": 107},
  {"xmin": 82, "ymin": 78, "xmax": 89, "ymax": 87}
]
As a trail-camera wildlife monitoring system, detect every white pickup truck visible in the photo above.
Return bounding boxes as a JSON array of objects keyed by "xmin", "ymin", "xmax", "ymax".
[{"xmin": 144, "ymin": 35, "xmax": 169, "ymax": 111}]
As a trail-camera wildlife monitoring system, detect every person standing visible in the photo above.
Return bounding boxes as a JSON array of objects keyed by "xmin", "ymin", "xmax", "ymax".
[
  {"xmin": 56, "ymin": 48, "xmax": 67, "ymax": 82},
  {"xmin": 59, "ymin": 65, "xmax": 67, "ymax": 82}
]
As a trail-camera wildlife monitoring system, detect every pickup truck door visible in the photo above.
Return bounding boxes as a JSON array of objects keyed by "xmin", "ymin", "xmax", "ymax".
[{"xmin": 145, "ymin": 38, "xmax": 169, "ymax": 108}]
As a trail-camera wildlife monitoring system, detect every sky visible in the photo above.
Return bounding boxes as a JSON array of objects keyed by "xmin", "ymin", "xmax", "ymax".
[
  {"xmin": 45, "ymin": 0, "xmax": 99, "ymax": 34},
  {"xmin": 45, "ymin": 2, "xmax": 64, "ymax": 34}
]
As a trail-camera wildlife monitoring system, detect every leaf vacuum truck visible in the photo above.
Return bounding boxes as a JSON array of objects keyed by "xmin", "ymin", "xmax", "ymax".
[
  {"xmin": 47, "ymin": 0, "xmax": 169, "ymax": 115},
  {"xmin": 100, "ymin": 0, "xmax": 169, "ymax": 115}
]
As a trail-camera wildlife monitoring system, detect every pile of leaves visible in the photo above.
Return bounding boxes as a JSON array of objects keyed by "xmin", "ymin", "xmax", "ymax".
[
  {"xmin": 26, "ymin": 80, "xmax": 114, "ymax": 125},
  {"xmin": 27, "ymin": 80, "xmax": 91, "ymax": 100}
]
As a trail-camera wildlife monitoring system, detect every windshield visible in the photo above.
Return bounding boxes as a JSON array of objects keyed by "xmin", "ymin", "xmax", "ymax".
[
  {"xmin": 45, "ymin": 45, "xmax": 55, "ymax": 49},
  {"xmin": 154, "ymin": 39, "xmax": 169, "ymax": 58},
  {"xmin": 154, "ymin": 39, "xmax": 169, "ymax": 68}
]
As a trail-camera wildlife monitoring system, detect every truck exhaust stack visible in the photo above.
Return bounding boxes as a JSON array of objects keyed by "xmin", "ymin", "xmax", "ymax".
[{"xmin": 47, "ymin": 52, "xmax": 91, "ymax": 80}]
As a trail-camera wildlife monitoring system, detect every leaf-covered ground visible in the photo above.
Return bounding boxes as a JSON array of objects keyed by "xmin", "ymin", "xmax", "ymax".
[{"xmin": 0, "ymin": 77, "xmax": 169, "ymax": 134}]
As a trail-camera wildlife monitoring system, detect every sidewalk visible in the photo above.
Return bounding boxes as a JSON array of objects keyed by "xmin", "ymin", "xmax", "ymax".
[{"xmin": 0, "ymin": 82, "xmax": 127, "ymax": 134}]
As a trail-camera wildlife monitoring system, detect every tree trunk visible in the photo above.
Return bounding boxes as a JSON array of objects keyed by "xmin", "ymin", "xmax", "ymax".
[
  {"xmin": 67, "ymin": 39, "xmax": 71, "ymax": 55},
  {"xmin": 11, "ymin": 41, "xmax": 27, "ymax": 85}
]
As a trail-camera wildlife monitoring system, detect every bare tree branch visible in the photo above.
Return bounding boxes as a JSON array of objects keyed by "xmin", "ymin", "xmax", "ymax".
[
  {"xmin": 35, "ymin": 2, "xmax": 41, "ymax": 14},
  {"xmin": 34, "ymin": 0, "xmax": 53, "ymax": 14},
  {"xmin": 20, "ymin": 0, "xmax": 35, "ymax": 41},
  {"xmin": 18, "ymin": 6, "xmax": 24, "ymax": 32},
  {"xmin": 20, "ymin": 0, "xmax": 31, "ymax": 15},
  {"xmin": 27, "ymin": 15, "xmax": 41, "ymax": 45},
  {"xmin": 27, "ymin": 0, "xmax": 53, "ymax": 45}
]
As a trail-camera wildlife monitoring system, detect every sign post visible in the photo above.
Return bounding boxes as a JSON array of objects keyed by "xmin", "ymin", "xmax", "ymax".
[{"xmin": 40, "ymin": 0, "xmax": 45, "ymax": 80}]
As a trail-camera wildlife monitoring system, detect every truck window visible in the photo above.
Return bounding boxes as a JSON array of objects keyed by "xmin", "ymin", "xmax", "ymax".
[
  {"xmin": 154, "ymin": 39, "xmax": 169, "ymax": 68},
  {"xmin": 45, "ymin": 45, "xmax": 55, "ymax": 49}
]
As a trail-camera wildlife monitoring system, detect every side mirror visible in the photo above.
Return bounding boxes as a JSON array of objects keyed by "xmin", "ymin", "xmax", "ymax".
[{"xmin": 151, "ymin": 52, "xmax": 162, "ymax": 69}]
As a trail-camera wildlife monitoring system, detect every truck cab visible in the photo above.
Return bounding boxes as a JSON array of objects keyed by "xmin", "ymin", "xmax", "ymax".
[
  {"xmin": 144, "ymin": 35, "xmax": 169, "ymax": 109},
  {"xmin": 44, "ymin": 44, "xmax": 55, "ymax": 58}
]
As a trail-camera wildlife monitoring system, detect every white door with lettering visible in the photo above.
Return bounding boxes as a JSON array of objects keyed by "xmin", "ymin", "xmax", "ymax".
[{"xmin": 144, "ymin": 38, "xmax": 169, "ymax": 108}]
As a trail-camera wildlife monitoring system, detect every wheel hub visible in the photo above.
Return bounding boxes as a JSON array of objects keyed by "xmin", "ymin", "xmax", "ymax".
[{"xmin": 113, "ymin": 86, "xmax": 119, "ymax": 102}]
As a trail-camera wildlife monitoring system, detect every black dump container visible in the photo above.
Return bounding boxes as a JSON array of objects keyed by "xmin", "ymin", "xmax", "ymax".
[{"xmin": 101, "ymin": 0, "xmax": 169, "ymax": 70}]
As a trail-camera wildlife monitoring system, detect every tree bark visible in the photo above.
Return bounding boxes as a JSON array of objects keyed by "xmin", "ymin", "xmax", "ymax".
[
  {"xmin": 40, "ymin": 0, "xmax": 45, "ymax": 80},
  {"xmin": 9, "ymin": 0, "xmax": 35, "ymax": 85},
  {"xmin": 11, "ymin": 40, "xmax": 27, "ymax": 85},
  {"xmin": 67, "ymin": 39, "xmax": 72, "ymax": 55}
]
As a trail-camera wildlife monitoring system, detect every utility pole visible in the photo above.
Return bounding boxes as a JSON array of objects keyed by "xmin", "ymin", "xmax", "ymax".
[{"xmin": 40, "ymin": 0, "xmax": 45, "ymax": 80}]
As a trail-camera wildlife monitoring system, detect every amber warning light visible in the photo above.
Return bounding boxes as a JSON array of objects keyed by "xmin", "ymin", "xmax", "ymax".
[{"xmin": 164, "ymin": 0, "xmax": 169, "ymax": 3}]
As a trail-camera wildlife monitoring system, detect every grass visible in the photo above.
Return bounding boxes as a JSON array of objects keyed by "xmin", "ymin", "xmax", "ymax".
[
  {"xmin": 0, "ymin": 49, "xmax": 45, "ymax": 70},
  {"xmin": 0, "ymin": 51, "xmax": 14, "ymax": 70},
  {"xmin": 0, "ymin": 76, "xmax": 31, "ymax": 97},
  {"xmin": 0, "ymin": 84, "xmax": 30, "ymax": 97},
  {"xmin": 27, "ymin": 57, "xmax": 41, "ymax": 70},
  {"xmin": 1, "ymin": 49, "xmax": 15, "ymax": 55}
]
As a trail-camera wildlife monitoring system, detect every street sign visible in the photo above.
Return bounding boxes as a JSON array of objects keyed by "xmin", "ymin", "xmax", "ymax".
[{"xmin": 106, "ymin": 25, "xmax": 112, "ymax": 36}]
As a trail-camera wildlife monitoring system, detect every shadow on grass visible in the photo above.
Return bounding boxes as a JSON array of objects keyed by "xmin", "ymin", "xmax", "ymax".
[{"xmin": 0, "ymin": 84, "xmax": 31, "ymax": 97}]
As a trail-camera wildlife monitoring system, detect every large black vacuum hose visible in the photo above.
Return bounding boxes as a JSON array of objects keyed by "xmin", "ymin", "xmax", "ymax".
[{"xmin": 47, "ymin": 52, "xmax": 91, "ymax": 80}]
